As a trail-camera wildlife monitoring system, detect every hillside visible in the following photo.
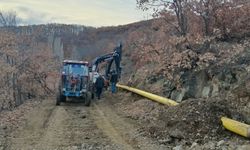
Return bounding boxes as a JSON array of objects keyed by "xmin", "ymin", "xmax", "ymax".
[
  {"xmin": 0, "ymin": 1, "xmax": 250, "ymax": 148},
  {"xmin": 3, "ymin": 15, "xmax": 249, "ymax": 125}
]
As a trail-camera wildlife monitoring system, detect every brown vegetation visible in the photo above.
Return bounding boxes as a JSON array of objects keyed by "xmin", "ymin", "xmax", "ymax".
[
  {"xmin": 137, "ymin": 0, "xmax": 250, "ymax": 38},
  {"xmin": 0, "ymin": 12, "xmax": 59, "ymax": 111}
]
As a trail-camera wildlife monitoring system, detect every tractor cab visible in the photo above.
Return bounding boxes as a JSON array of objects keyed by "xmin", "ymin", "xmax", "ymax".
[{"xmin": 56, "ymin": 60, "xmax": 91, "ymax": 106}]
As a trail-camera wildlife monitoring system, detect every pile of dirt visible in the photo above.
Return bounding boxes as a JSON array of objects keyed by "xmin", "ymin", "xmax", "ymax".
[
  {"xmin": 112, "ymin": 92, "xmax": 247, "ymax": 145},
  {"xmin": 153, "ymin": 98, "xmax": 237, "ymax": 142}
]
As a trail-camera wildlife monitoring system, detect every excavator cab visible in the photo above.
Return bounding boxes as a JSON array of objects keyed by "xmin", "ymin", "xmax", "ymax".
[{"xmin": 56, "ymin": 60, "xmax": 91, "ymax": 106}]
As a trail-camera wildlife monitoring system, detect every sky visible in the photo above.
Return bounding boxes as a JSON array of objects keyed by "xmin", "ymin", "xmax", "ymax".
[{"xmin": 0, "ymin": 0, "xmax": 151, "ymax": 27}]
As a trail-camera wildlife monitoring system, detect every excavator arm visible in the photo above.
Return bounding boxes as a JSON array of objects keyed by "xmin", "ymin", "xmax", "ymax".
[{"xmin": 91, "ymin": 44, "xmax": 122, "ymax": 78}]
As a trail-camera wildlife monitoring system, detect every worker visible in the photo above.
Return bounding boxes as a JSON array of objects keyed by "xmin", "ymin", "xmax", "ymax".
[
  {"xmin": 110, "ymin": 70, "xmax": 118, "ymax": 93},
  {"xmin": 114, "ymin": 42, "xmax": 122, "ymax": 61},
  {"xmin": 95, "ymin": 75, "xmax": 105, "ymax": 99},
  {"xmin": 113, "ymin": 42, "xmax": 122, "ymax": 77},
  {"xmin": 70, "ymin": 75, "xmax": 77, "ymax": 92}
]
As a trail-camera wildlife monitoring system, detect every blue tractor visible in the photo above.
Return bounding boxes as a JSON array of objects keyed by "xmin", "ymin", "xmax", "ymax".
[{"xmin": 56, "ymin": 60, "xmax": 91, "ymax": 106}]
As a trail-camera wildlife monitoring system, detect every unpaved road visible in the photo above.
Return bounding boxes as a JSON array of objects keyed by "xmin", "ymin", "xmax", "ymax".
[{"xmin": 1, "ymin": 95, "xmax": 168, "ymax": 150}]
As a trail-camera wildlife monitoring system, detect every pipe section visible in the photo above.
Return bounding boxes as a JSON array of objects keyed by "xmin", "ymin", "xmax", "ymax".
[
  {"xmin": 221, "ymin": 117, "xmax": 250, "ymax": 138},
  {"xmin": 116, "ymin": 84, "xmax": 178, "ymax": 106}
]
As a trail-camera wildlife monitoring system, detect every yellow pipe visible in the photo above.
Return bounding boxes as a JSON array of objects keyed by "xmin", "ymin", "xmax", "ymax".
[
  {"xmin": 116, "ymin": 84, "xmax": 179, "ymax": 106},
  {"xmin": 221, "ymin": 117, "xmax": 250, "ymax": 138}
]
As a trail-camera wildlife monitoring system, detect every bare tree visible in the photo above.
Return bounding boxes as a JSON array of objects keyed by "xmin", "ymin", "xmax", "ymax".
[
  {"xmin": 137, "ymin": 0, "xmax": 189, "ymax": 36},
  {"xmin": 0, "ymin": 11, "xmax": 18, "ymax": 27},
  {"xmin": 213, "ymin": 0, "xmax": 250, "ymax": 39},
  {"xmin": 189, "ymin": 0, "xmax": 224, "ymax": 36}
]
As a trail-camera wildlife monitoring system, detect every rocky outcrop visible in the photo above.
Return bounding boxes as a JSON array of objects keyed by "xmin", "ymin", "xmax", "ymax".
[{"xmin": 162, "ymin": 46, "xmax": 250, "ymax": 102}]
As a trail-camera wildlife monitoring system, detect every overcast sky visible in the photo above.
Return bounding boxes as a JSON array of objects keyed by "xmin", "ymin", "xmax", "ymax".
[{"xmin": 0, "ymin": 0, "xmax": 151, "ymax": 27}]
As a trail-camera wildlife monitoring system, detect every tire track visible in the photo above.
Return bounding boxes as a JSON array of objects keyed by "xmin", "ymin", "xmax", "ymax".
[
  {"xmin": 4, "ymin": 97, "xmax": 168, "ymax": 150},
  {"xmin": 91, "ymin": 103, "xmax": 135, "ymax": 150},
  {"xmin": 6, "ymin": 99, "xmax": 123, "ymax": 150},
  {"xmin": 91, "ymin": 101, "xmax": 168, "ymax": 150}
]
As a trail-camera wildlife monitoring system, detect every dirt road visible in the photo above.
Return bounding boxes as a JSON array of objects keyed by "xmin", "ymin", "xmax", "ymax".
[{"xmin": 1, "ymin": 95, "xmax": 168, "ymax": 150}]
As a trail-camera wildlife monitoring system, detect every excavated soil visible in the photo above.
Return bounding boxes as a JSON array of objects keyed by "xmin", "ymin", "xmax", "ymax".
[{"xmin": 113, "ymin": 92, "xmax": 250, "ymax": 149}]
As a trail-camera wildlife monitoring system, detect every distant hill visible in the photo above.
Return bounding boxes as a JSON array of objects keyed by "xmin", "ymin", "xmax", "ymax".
[{"xmin": 9, "ymin": 19, "xmax": 160, "ymax": 61}]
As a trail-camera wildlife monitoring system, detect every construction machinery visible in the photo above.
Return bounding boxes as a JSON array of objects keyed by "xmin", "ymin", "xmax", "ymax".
[
  {"xmin": 89, "ymin": 43, "xmax": 122, "ymax": 98},
  {"xmin": 56, "ymin": 60, "xmax": 91, "ymax": 106}
]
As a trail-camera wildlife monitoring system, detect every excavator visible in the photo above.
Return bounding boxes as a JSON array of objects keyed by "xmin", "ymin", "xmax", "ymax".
[{"xmin": 89, "ymin": 43, "xmax": 122, "ymax": 99}]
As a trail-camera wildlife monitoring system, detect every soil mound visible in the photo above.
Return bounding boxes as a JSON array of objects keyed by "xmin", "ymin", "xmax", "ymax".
[{"xmin": 115, "ymin": 93, "xmax": 244, "ymax": 144}]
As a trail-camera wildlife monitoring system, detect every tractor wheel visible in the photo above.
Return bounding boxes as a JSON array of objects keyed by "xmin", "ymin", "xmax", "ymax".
[
  {"xmin": 61, "ymin": 95, "xmax": 66, "ymax": 102},
  {"xmin": 56, "ymin": 93, "xmax": 61, "ymax": 106},
  {"xmin": 91, "ymin": 85, "xmax": 95, "ymax": 100},
  {"xmin": 84, "ymin": 92, "xmax": 91, "ymax": 107},
  {"xmin": 91, "ymin": 92, "xmax": 95, "ymax": 99}
]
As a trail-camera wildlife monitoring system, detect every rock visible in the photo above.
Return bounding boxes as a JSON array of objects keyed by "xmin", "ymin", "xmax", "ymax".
[
  {"xmin": 89, "ymin": 145, "xmax": 93, "ymax": 150},
  {"xmin": 171, "ymin": 89, "xmax": 186, "ymax": 102},
  {"xmin": 189, "ymin": 142, "xmax": 198, "ymax": 149},
  {"xmin": 211, "ymin": 83, "xmax": 219, "ymax": 97},
  {"xmin": 173, "ymin": 145, "xmax": 183, "ymax": 150},
  {"xmin": 81, "ymin": 115, "xmax": 86, "ymax": 119},
  {"xmin": 232, "ymin": 77, "xmax": 250, "ymax": 98},
  {"xmin": 163, "ymin": 90, "xmax": 172, "ymax": 98},
  {"xmin": 163, "ymin": 80, "xmax": 175, "ymax": 90},
  {"xmin": 246, "ymin": 66, "xmax": 250, "ymax": 72},
  {"xmin": 244, "ymin": 102, "xmax": 250, "ymax": 124},
  {"xmin": 202, "ymin": 86, "xmax": 211, "ymax": 98},
  {"xmin": 169, "ymin": 129, "xmax": 184, "ymax": 139},
  {"xmin": 217, "ymin": 140, "xmax": 225, "ymax": 147},
  {"xmin": 203, "ymin": 141, "xmax": 216, "ymax": 150},
  {"xmin": 70, "ymin": 146, "xmax": 78, "ymax": 150},
  {"xmin": 147, "ymin": 75, "xmax": 164, "ymax": 84},
  {"xmin": 0, "ymin": 125, "xmax": 7, "ymax": 130},
  {"xmin": 81, "ymin": 143, "xmax": 86, "ymax": 148},
  {"xmin": 163, "ymin": 80, "xmax": 176, "ymax": 97},
  {"xmin": 170, "ymin": 90, "xmax": 179, "ymax": 101},
  {"xmin": 158, "ymin": 137, "xmax": 173, "ymax": 144},
  {"xmin": 182, "ymin": 70, "xmax": 209, "ymax": 98}
]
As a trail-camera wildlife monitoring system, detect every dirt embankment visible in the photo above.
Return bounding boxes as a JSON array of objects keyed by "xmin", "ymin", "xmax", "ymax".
[{"xmin": 112, "ymin": 92, "xmax": 250, "ymax": 149}]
